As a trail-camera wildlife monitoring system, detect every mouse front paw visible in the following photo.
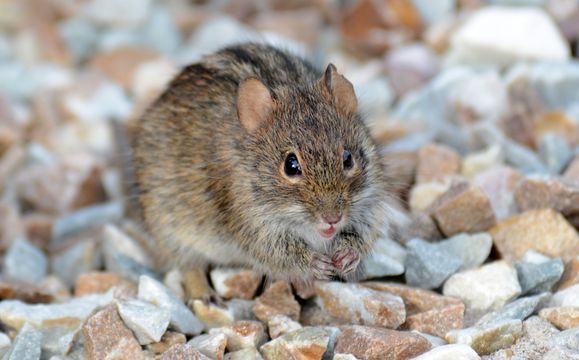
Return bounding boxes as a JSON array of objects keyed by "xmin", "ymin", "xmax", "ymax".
[
  {"xmin": 331, "ymin": 247, "xmax": 360, "ymax": 274},
  {"xmin": 310, "ymin": 253, "xmax": 336, "ymax": 280}
]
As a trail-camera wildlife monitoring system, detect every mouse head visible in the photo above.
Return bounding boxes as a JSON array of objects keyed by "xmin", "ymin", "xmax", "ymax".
[{"xmin": 236, "ymin": 64, "xmax": 386, "ymax": 249}]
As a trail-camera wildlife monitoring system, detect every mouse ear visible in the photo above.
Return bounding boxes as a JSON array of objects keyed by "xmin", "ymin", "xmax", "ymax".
[
  {"xmin": 320, "ymin": 64, "xmax": 358, "ymax": 116},
  {"xmin": 237, "ymin": 77, "xmax": 273, "ymax": 133}
]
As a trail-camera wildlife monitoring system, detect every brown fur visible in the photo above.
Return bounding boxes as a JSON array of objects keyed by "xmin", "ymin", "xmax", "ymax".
[{"xmin": 133, "ymin": 43, "xmax": 403, "ymax": 281}]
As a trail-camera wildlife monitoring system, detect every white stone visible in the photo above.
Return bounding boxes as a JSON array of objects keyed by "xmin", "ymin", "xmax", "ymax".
[
  {"xmin": 3, "ymin": 238, "xmax": 47, "ymax": 283},
  {"xmin": 447, "ymin": 6, "xmax": 570, "ymax": 67},
  {"xmin": 209, "ymin": 321, "xmax": 267, "ymax": 352},
  {"xmin": 334, "ymin": 354, "xmax": 359, "ymax": 360},
  {"xmin": 411, "ymin": 0, "xmax": 456, "ymax": 24},
  {"xmin": 62, "ymin": 81, "xmax": 132, "ymax": 123},
  {"xmin": 224, "ymin": 348, "xmax": 263, "ymax": 360},
  {"xmin": 0, "ymin": 332, "xmax": 12, "ymax": 358},
  {"xmin": 82, "ymin": 0, "xmax": 153, "ymax": 27},
  {"xmin": 411, "ymin": 344, "xmax": 480, "ymax": 360},
  {"xmin": 188, "ymin": 333, "xmax": 227, "ymax": 360},
  {"xmin": 267, "ymin": 315, "xmax": 302, "ymax": 339},
  {"xmin": 461, "ymin": 145, "xmax": 504, "ymax": 179},
  {"xmin": 117, "ymin": 299, "xmax": 171, "ymax": 345},
  {"xmin": 361, "ymin": 236, "xmax": 407, "ymax": 279},
  {"xmin": 3, "ymin": 323, "xmax": 42, "ymax": 360},
  {"xmin": 102, "ymin": 224, "xmax": 152, "ymax": 267},
  {"xmin": 409, "ymin": 181, "xmax": 451, "ymax": 212},
  {"xmin": 443, "ymin": 261, "xmax": 522, "ymax": 312},
  {"xmin": 138, "ymin": 275, "xmax": 204, "ymax": 335},
  {"xmin": 548, "ymin": 284, "xmax": 579, "ymax": 307}
]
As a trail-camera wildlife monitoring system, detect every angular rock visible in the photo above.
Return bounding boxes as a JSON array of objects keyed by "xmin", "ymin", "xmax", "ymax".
[
  {"xmin": 83, "ymin": 305, "xmax": 144, "ymax": 360},
  {"xmin": 224, "ymin": 347, "xmax": 263, "ymax": 360},
  {"xmin": 472, "ymin": 165, "xmax": 522, "ymax": 220},
  {"xmin": 409, "ymin": 182, "xmax": 451, "ymax": 213},
  {"xmin": 267, "ymin": 315, "xmax": 302, "ymax": 339},
  {"xmin": 404, "ymin": 238, "xmax": 462, "ymax": 289},
  {"xmin": 476, "ymin": 293, "xmax": 550, "ymax": 326},
  {"xmin": 315, "ymin": 282, "xmax": 405, "ymax": 328},
  {"xmin": 549, "ymin": 284, "xmax": 579, "ymax": 308},
  {"xmin": 146, "ymin": 331, "xmax": 186, "ymax": 355},
  {"xmin": 0, "ymin": 332, "xmax": 10, "ymax": 358},
  {"xmin": 51, "ymin": 234, "xmax": 102, "ymax": 287},
  {"xmin": 447, "ymin": 6, "xmax": 569, "ymax": 67},
  {"xmin": 416, "ymin": 143, "xmax": 461, "ymax": 184},
  {"xmin": 333, "ymin": 354, "xmax": 359, "ymax": 360},
  {"xmin": 334, "ymin": 326, "xmax": 431, "ymax": 360},
  {"xmin": 490, "ymin": 209, "xmax": 579, "ymax": 262},
  {"xmin": 260, "ymin": 327, "xmax": 336, "ymax": 360},
  {"xmin": 461, "ymin": 145, "xmax": 503, "ymax": 179},
  {"xmin": 438, "ymin": 232, "xmax": 493, "ymax": 271},
  {"xmin": 539, "ymin": 133, "xmax": 573, "ymax": 174},
  {"xmin": 192, "ymin": 300, "xmax": 234, "ymax": 328},
  {"xmin": 3, "ymin": 237, "xmax": 47, "ymax": 283},
  {"xmin": 102, "ymin": 224, "xmax": 155, "ymax": 282},
  {"xmin": 551, "ymin": 328, "xmax": 579, "ymax": 351},
  {"xmin": 2, "ymin": 323, "xmax": 42, "ymax": 360},
  {"xmin": 75, "ymin": 271, "xmax": 130, "ymax": 296},
  {"xmin": 0, "ymin": 279, "xmax": 54, "ymax": 304},
  {"xmin": 503, "ymin": 140, "xmax": 549, "ymax": 175},
  {"xmin": 361, "ymin": 236, "xmax": 406, "ymax": 279},
  {"xmin": 117, "ymin": 299, "xmax": 171, "ymax": 345},
  {"xmin": 515, "ymin": 253, "xmax": 564, "ymax": 295},
  {"xmin": 253, "ymin": 281, "xmax": 300, "ymax": 322},
  {"xmin": 210, "ymin": 268, "xmax": 261, "ymax": 300},
  {"xmin": 188, "ymin": 333, "xmax": 227, "ymax": 360},
  {"xmin": 384, "ymin": 44, "xmax": 440, "ymax": 97},
  {"xmin": 557, "ymin": 255, "xmax": 579, "ymax": 290},
  {"xmin": 411, "ymin": 344, "xmax": 480, "ymax": 360},
  {"xmin": 363, "ymin": 282, "xmax": 464, "ymax": 338},
  {"xmin": 209, "ymin": 321, "xmax": 267, "ymax": 352},
  {"xmin": 514, "ymin": 177, "xmax": 579, "ymax": 218},
  {"xmin": 539, "ymin": 306, "xmax": 579, "ymax": 330},
  {"xmin": 138, "ymin": 275, "xmax": 203, "ymax": 335},
  {"xmin": 446, "ymin": 319, "xmax": 523, "ymax": 356},
  {"xmin": 157, "ymin": 344, "xmax": 211, "ymax": 360},
  {"xmin": 443, "ymin": 261, "xmax": 521, "ymax": 314},
  {"xmin": 431, "ymin": 183, "xmax": 497, "ymax": 236}
]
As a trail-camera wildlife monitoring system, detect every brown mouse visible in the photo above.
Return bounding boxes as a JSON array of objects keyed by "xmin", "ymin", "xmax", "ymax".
[{"xmin": 133, "ymin": 43, "xmax": 403, "ymax": 281}]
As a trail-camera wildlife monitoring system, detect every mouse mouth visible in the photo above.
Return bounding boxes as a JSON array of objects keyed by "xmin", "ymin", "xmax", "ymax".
[{"xmin": 319, "ymin": 226, "xmax": 337, "ymax": 238}]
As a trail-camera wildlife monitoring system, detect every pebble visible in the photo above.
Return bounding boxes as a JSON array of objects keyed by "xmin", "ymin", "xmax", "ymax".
[
  {"xmin": 404, "ymin": 238, "xmax": 463, "ymax": 289},
  {"xmin": 210, "ymin": 268, "xmax": 262, "ymax": 300},
  {"xmin": 192, "ymin": 300, "xmax": 235, "ymax": 328},
  {"xmin": 137, "ymin": 275, "xmax": 204, "ymax": 336},
  {"xmin": 461, "ymin": 145, "xmax": 504, "ymax": 179},
  {"xmin": 384, "ymin": 43, "xmax": 440, "ymax": 97},
  {"xmin": 58, "ymin": 17, "xmax": 99, "ymax": 63},
  {"xmin": 447, "ymin": 319, "xmax": 523, "ymax": 355},
  {"xmin": 51, "ymin": 235, "xmax": 102, "ymax": 287},
  {"xmin": 333, "ymin": 326, "xmax": 431, "ymax": 360},
  {"xmin": 551, "ymin": 328, "xmax": 579, "ymax": 351},
  {"xmin": 557, "ymin": 255, "xmax": 579, "ymax": 290},
  {"xmin": 490, "ymin": 208, "xmax": 579, "ymax": 262},
  {"xmin": 411, "ymin": 344, "xmax": 481, "ymax": 360},
  {"xmin": 364, "ymin": 282, "xmax": 465, "ymax": 337},
  {"xmin": 514, "ymin": 176, "xmax": 579, "ymax": 218},
  {"xmin": 82, "ymin": 0, "xmax": 153, "ymax": 28},
  {"xmin": 410, "ymin": 0, "xmax": 456, "ymax": 25},
  {"xmin": 146, "ymin": 331, "xmax": 186, "ymax": 355},
  {"xmin": 515, "ymin": 253, "xmax": 564, "ymax": 295},
  {"xmin": 209, "ymin": 321, "xmax": 267, "ymax": 352},
  {"xmin": 333, "ymin": 354, "xmax": 359, "ymax": 360},
  {"xmin": 3, "ymin": 237, "xmax": 47, "ymax": 283},
  {"xmin": 157, "ymin": 344, "xmax": 211, "ymax": 360},
  {"xmin": 539, "ymin": 306, "xmax": 579, "ymax": 330},
  {"xmin": 476, "ymin": 293, "xmax": 550, "ymax": 326},
  {"xmin": 187, "ymin": 332, "xmax": 227, "ymax": 360},
  {"xmin": 141, "ymin": 5, "xmax": 182, "ymax": 55},
  {"xmin": 502, "ymin": 139, "xmax": 549, "ymax": 174},
  {"xmin": 315, "ymin": 282, "xmax": 406, "ymax": 328},
  {"xmin": 83, "ymin": 305, "xmax": 144, "ymax": 360},
  {"xmin": 549, "ymin": 284, "xmax": 579, "ymax": 307},
  {"xmin": 443, "ymin": 261, "xmax": 522, "ymax": 314},
  {"xmin": 431, "ymin": 183, "xmax": 497, "ymax": 237},
  {"xmin": 117, "ymin": 299, "xmax": 171, "ymax": 345},
  {"xmin": 416, "ymin": 143, "xmax": 461, "ymax": 184},
  {"xmin": 361, "ymin": 236, "xmax": 407, "ymax": 279},
  {"xmin": 539, "ymin": 133, "xmax": 573, "ymax": 174},
  {"xmin": 253, "ymin": 281, "xmax": 300, "ymax": 322},
  {"xmin": 267, "ymin": 315, "xmax": 302, "ymax": 339},
  {"xmin": 74, "ymin": 271, "xmax": 129, "ymax": 296},
  {"xmin": 447, "ymin": 6, "xmax": 569, "ymax": 66},
  {"xmin": 2, "ymin": 323, "xmax": 42, "ymax": 360},
  {"xmin": 260, "ymin": 326, "xmax": 337, "ymax": 360},
  {"xmin": 409, "ymin": 181, "xmax": 451, "ymax": 213},
  {"xmin": 224, "ymin": 348, "xmax": 263, "ymax": 360},
  {"xmin": 438, "ymin": 232, "xmax": 493, "ymax": 271}
]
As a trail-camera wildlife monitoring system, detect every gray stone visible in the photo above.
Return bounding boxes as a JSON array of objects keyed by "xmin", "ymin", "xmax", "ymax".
[
  {"xmin": 549, "ymin": 284, "xmax": 579, "ymax": 307},
  {"xmin": 515, "ymin": 255, "xmax": 564, "ymax": 295},
  {"xmin": 260, "ymin": 327, "xmax": 336, "ymax": 360},
  {"xmin": 503, "ymin": 140, "xmax": 549, "ymax": 174},
  {"xmin": 439, "ymin": 232, "xmax": 493, "ymax": 271},
  {"xmin": 361, "ymin": 236, "xmax": 406, "ymax": 279},
  {"xmin": 405, "ymin": 238, "xmax": 463, "ymax": 289},
  {"xmin": 104, "ymin": 251, "xmax": 158, "ymax": 283},
  {"xmin": 552, "ymin": 328, "xmax": 579, "ymax": 351},
  {"xmin": 58, "ymin": 17, "xmax": 99, "ymax": 63},
  {"xmin": 2, "ymin": 323, "xmax": 42, "ymax": 360},
  {"xmin": 82, "ymin": 0, "xmax": 153, "ymax": 27},
  {"xmin": 539, "ymin": 133, "xmax": 573, "ymax": 174},
  {"xmin": 187, "ymin": 333, "xmax": 227, "ymax": 360},
  {"xmin": 3, "ymin": 238, "xmax": 47, "ymax": 283},
  {"xmin": 51, "ymin": 238, "xmax": 102, "ymax": 287},
  {"xmin": 0, "ymin": 333, "xmax": 11, "ymax": 358},
  {"xmin": 117, "ymin": 299, "xmax": 171, "ymax": 345},
  {"xmin": 51, "ymin": 202, "xmax": 124, "ymax": 245},
  {"xmin": 543, "ymin": 346, "xmax": 579, "ymax": 360},
  {"xmin": 477, "ymin": 293, "xmax": 550, "ymax": 326},
  {"xmin": 141, "ymin": 5, "xmax": 181, "ymax": 55},
  {"xmin": 410, "ymin": 0, "xmax": 456, "ymax": 25},
  {"xmin": 138, "ymin": 275, "xmax": 203, "ymax": 335},
  {"xmin": 447, "ymin": 319, "xmax": 523, "ymax": 355}
]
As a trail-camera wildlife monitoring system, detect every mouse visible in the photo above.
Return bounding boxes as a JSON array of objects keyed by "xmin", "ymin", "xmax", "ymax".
[{"xmin": 132, "ymin": 42, "xmax": 404, "ymax": 282}]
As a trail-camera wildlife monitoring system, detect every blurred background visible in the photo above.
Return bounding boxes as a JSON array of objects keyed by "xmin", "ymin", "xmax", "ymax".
[{"xmin": 0, "ymin": 0, "xmax": 578, "ymax": 249}]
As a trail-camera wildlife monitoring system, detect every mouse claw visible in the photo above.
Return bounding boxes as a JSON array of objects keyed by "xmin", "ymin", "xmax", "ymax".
[
  {"xmin": 332, "ymin": 247, "xmax": 360, "ymax": 274},
  {"xmin": 310, "ymin": 253, "xmax": 335, "ymax": 280}
]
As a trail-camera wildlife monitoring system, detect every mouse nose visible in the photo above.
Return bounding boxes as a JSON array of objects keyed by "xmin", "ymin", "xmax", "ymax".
[{"xmin": 322, "ymin": 212, "xmax": 342, "ymax": 225}]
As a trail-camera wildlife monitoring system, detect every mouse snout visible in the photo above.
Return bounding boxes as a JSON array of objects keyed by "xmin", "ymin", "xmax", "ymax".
[{"xmin": 322, "ymin": 211, "xmax": 342, "ymax": 225}]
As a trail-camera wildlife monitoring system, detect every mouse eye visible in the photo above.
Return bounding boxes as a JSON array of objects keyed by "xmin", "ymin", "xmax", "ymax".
[
  {"xmin": 343, "ymin": 149, "xmax": 353, "ymax": 170},
  {"xmin": 284, "ymin": 153, "xmax": 302, "ymax": 177}
]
